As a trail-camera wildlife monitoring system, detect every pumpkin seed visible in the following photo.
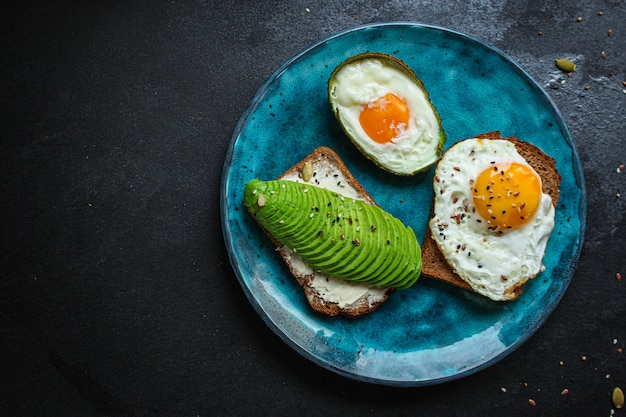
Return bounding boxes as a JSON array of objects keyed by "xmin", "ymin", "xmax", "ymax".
[
  {"xmin": 613, "ymin": 387, "xmax": 624, "ymax": 409},
  {"xmin": 556, "ymin": 58, "xmax": 576, "ymax": 73},
  {"xmin": 302, "ymin": 162, "xmax": 313, "ymax": 182}
]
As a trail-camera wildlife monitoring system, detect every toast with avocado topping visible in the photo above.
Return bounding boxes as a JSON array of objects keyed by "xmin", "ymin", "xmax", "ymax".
[{"xmin": 244, "ymin": 146, "xmax": 422, "ymax": 317}]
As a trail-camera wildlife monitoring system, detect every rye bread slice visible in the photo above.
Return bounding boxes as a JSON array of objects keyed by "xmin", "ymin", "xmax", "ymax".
[
  {"xmin": 421, "ymin": 131, "xmax": 561, "ymax": 300},
  {"xmin": 260, "ymin": 146, "xmax": 393, "ymax": 318}
]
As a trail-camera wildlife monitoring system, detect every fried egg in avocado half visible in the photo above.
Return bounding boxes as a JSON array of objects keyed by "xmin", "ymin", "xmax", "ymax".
[{"xmin": 328, "ymin": 53, "xmax": 445, "ymax": 175}]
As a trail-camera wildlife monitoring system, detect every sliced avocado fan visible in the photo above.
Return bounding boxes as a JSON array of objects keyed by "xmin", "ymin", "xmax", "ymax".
[{"xmin": 244, "ymin": 179, "xmax": 422, "ymax": 289}]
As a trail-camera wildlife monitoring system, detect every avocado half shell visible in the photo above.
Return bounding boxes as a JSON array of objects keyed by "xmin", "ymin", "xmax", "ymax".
[{"xmin": 328, "ymin": 52, "xmax": 446, "ymax": 175}]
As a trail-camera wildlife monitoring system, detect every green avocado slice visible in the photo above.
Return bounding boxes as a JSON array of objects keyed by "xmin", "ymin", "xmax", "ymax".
[{"xmin": 244, "ymin": 179, "xmax": 422, "ymax": 289}]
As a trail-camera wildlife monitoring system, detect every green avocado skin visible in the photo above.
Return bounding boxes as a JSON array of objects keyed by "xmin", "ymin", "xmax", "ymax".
[{"xmin": 244, "ymin": 179, "xmax": 421, "ymax": 289}]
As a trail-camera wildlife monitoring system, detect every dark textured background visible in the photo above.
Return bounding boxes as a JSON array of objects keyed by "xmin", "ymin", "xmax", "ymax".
[{"xmin": 2, "ymin": 1, "xmax": 625, "ymax": 416}]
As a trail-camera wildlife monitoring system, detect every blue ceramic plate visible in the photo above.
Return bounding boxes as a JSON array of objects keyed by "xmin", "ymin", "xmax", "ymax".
[{"xmin": 221, "ymin": 23, "xmax": 585, "ymax": 386}]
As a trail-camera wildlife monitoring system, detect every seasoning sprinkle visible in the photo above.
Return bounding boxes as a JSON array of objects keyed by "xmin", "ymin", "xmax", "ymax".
[
  {"xmin": 301, "ymin": 161, "xmax": 313, "ymax": 182},
  {"xmin": 613, "ymin": 387, "xmax": 624, "ymax": 409},
  {"xmin": 556, "ymin": 58, "xmax": 576, "ymax": 72}
]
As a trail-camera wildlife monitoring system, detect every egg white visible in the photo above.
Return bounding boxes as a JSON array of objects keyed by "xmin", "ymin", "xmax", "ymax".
[
  {"xmin": 428, "ymin": 138, "xmax": 556, "ymax": 301},
  {"xmin": 330, "ymin": 58, "xmax": 440, "ymax": 175}
]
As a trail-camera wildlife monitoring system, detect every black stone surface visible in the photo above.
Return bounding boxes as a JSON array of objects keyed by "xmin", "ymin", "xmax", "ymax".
[{"xmin": 2, "ymin": 1, "xmax": 625, "ymax": 416}]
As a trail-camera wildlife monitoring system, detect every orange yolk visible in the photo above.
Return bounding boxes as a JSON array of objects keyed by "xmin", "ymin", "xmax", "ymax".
[
  {"xmin": 472, "ymin": 162, "xmax": 542, "ymax": 230},
  {"xmin": 359, "ymin": 93, "xmax": 410, "ymax": 144}
]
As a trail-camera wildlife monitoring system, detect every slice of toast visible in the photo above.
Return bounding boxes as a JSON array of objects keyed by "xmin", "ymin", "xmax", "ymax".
[
  {"xmin": 264, "ymin": 146, "xmax": 393, "ymax": 318},
  {"xmin": 421, "ymin": 131, "xmax": 561, "ymax": 300}
]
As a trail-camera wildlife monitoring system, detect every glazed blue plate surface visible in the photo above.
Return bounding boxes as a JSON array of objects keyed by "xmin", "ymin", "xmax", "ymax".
[{"xmin": 221, "ymin": 23, "xmax": 585, "ymax": 386}]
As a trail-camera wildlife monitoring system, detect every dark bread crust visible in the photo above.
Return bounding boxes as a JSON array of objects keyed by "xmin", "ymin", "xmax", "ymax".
[
  {"xmin": 260, "ymin": 146, "xmax": 393, "ymax": 317},
  {"xmin": 421, "ymin": 131, "xmax": 561, "ymax": 300}
]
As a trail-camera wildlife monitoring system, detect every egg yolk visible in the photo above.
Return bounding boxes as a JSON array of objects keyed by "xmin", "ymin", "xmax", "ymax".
[
  {"xmin": 359, "ymin": 93, "xmax": 410, "ymax": 144},
  {"xmin": 472, "ymin": 162, "xmax": 542, "ymax": 230}
]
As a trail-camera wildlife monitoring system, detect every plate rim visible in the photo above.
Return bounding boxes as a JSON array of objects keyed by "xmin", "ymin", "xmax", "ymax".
[{"xmin": 220, "ymin": 21, "xmax": 587, "ymax": 386}]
